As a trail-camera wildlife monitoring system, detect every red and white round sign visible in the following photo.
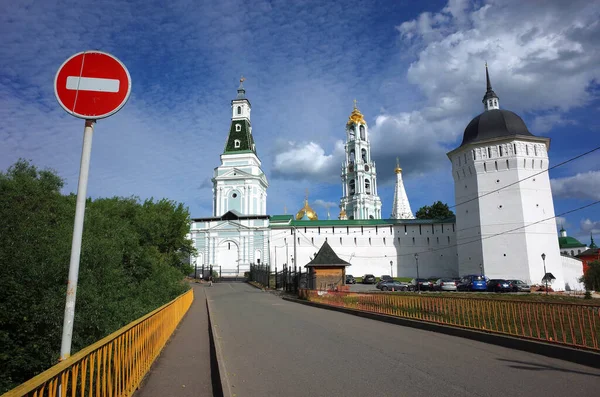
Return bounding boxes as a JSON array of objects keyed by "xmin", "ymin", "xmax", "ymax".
[{"xmin": 54, "ymin": 51, "xmax": 131, "ymax": 119}]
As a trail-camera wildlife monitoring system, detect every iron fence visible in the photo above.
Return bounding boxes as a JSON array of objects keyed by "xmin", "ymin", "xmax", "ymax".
[
  {"xmin": 299, "ymin": 289, "xmax": 600, "ymax": 352},
  {"xmin": 3, "ymin": 289, "xmax": 194, "ymax": 397},
  {"xmin": 249, "ymin": 264, "xmax": 308, "ymax": 293}
]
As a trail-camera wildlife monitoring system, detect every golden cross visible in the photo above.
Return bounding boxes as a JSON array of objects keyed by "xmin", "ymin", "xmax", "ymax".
[
  {"xmin": 240, "ymin": 75, "xmax": 246, "ymax": 83},
  {"xmin": 396, "ymin": 156, "xmax": 400, "ymax": 167},
  {"xmin": 353, "ymin": 99, "xmax": 358, "ymax": 109},
  {"xmin": 305, "ymin": 188, "xmax": 309, "ymax": 201}
]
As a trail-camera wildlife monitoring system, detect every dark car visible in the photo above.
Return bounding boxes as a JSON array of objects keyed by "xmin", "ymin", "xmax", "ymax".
[
  {"xmin": 409, "ymin": 278, "xmax": 433, "ymax": 291},
  {"xmin": 362, "ymin": 274, "xmax": 376, "ymax": 284},
  {"xmin": 345, "ymin": 275, "xmax": 356, "ymax": 284},
  {"xmin": 457, "ymin": 275, "xmax": 487, "ymax": 291},
  {"xmin": 487, "ymin": 279, "xmax": 513, "ymax": 293},
  {"xmin": 379, "ymin": 280, "xmax": 408, "ymax": 291},
  {"xmin": 508, "ymin": 279, "xmax": 531, "ymax": 292},
  {"xmin": 375, "ymin": 275, "xmax": 393, "ymax": 289}
]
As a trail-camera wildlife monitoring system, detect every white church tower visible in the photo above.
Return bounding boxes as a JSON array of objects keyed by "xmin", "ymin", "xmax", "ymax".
[
  {"xmin": 212, "ymin": 78, "xmax": 268, "ymax": 216},
  {"xmin": 447, "ymin": 64, "xmax": 564, "ymax": 289},
  {"xmin": 339, "ymin": 101, "xmax": 382, "ymax": 219},
  {"xmin": 390, "ymin": 158, "xmax": 414, "ymax": 219}
]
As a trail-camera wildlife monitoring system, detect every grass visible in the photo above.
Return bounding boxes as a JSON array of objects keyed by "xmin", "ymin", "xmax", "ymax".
[{"xmin": 307, "ymin": 291, "xmax": 600, "ymax": 350}]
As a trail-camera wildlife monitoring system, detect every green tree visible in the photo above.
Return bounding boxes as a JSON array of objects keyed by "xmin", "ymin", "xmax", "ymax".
[
  {"xmin": 580, "ymin": 260, "xmax": 600, "ymax": 292},
  {"xmin": 415, "ymin": 201, "xmax": 455, "ymax": 220},
  {"xmin": 0, "ymin": 160, "xmax": 192, "ymax": 393}
]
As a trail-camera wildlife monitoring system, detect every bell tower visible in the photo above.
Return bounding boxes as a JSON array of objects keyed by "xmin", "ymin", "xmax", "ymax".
[
  {"xmin": 339, "ymin": 100, "xmax": 382, "ymax": 220},
  {"xmin": 212, "ymin": 77, "xmax": 268, "ymax": 216}
]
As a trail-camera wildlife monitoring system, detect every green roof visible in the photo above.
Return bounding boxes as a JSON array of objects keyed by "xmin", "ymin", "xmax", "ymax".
[
  {"xmin": 558, "ymin": 236, "xmax": 585, "ymax": 249},
  {"xmin": 268, "ymin": 215, "xmax": 455, "ymax": 228},
  {"xmin": 224, "ymin": 119, "xmax": 255, "ymax": 154}
]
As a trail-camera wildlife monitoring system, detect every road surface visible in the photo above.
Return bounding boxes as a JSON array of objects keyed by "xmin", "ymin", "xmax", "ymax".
[{"xmin": 207, "ymin": 283, "xmax": 600, "ymax": 397}]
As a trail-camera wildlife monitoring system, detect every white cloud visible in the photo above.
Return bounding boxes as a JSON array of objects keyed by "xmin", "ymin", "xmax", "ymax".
[
  {"xmin": 396, "ymin": 0, "xmax": 600, "ymax": 124},
  {"xmin": 531, "ymin": 114, "xmax": 577, "ymax": 134},
  {"xmin": 313, "ymin": 199, "xmax": 338, "ymax": 209},
  {"xmin": 551, "ymin": 171, "xmax": 600, "ymax": 201},
  {"xmin": 271, "ymin": 141, "xmax": 345, "ymax": 182},
  {"xmin": 580, "ymin": 218, "xmax": 600, "ymax": 235},
  {"xmin": 555, "ymin": 216, "xmax": 570, "ymax": 230}
]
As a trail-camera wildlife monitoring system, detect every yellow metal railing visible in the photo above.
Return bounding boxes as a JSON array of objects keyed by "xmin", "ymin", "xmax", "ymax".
[
  {"xmin": 299, "ymin": 289, "xmax": 600, "ymax": 351},
  {"xmin": 3, "ymin": 289, "xmax": 194, "ymax": 397}
]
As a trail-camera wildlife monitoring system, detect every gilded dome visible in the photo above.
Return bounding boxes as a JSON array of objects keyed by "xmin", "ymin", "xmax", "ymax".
[
  {"xmin": 296, "ymin": 199, "xmax": 318, "ymax": 220},
  {"xmin": 346, "ymin": 100, "xmax": 366, "ymax": 126}
]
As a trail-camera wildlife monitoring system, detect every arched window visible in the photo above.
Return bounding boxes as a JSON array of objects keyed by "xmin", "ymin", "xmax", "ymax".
[
  {"xmin": 472, "ymin": 150, "xmax": 476, "ymax": 160},
  {"xmin": 234, "ymin": 139, "xmax": 241, "ymax": 148},
  {"xmin": 483, "ymin": 162, "xmax": 487, "ymax": 172},
  {"xmin": 359, "ymin": 125, "xmax": 365, "ymax": 140},
  {"xmin": 534, "ymin": 145, "xmax": 538, "ymax": 156},
  {"xmin": 349, "ymin": 179, "xmax": 355, "ymax": 195},
  {"xmin": 361, "ymin": 148, "xmax": 367, "ymax": 162},
  {"xmin": 506, "ymin": 159, "xmax": 509, "ymax": 169},
  {"xmin": 526, "ymin": 145, "xmax": 529, "ymax": 155},
  {"xmin": 237, "ymin": 106, "xmax": 241, "ymax": 115},
  {"xmin": 499, "ymin": 146, "xmax": 503, "ymax": 156},
  {"xmin": 495, "ymin": 161, "xmax": 498, "ymax": 171},
  {"xmin": 349, "ymin": 150, "xmax": 355, "ymax": 164},
  {"xmin": 365, "ymin": 179, "xmax": 371, "ymax": 194},
  {"xmin": 488, "ymin": 147, "xmax": 492, "ymax": 158},
  {"xmin": 513, "ymin": 143, "xmax": 517, "ymax": 154},
  {"xmin": 235, "ymin": 124, "xmax": 241, "ymax": 131},
  {"xmin": 349, "ymin": 125, "xmax": 355, "ymax": 140}
]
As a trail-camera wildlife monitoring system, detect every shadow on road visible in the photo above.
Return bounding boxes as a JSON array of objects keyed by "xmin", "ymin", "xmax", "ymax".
[{"xmin": 496, "ymin": 358, "xmax": 600, "ymax": 377}]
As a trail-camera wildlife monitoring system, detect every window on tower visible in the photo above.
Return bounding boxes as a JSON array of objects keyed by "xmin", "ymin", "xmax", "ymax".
[
  {"xmin": 237, "ymin": 106, "xmax": 241, "ymax": 115},
  {"xmin": 349, "ymin": 180, "xmax": 355, "ymax": 195},
  {"xmin": 360, "ymin": 125, "xmax": 365, "ymax": 140},
  {"xmin": 234, "ymin": 139, "xmax": 241, "ymax": 148},
  {"xmin": 365, "ymin": 179, "xmax": 371, "ymax": 195},
  {"xmin": 349, "ymin": 125, "xmax": 355, "ymax": 140},
  {"xmin": 361, "ymin": 149, "xmax": 367, "ymax": 163},
  {"xmin": 235, "ymin": 124, "xmax": 241, "ymax": 132},
  {"xmin": 349, "ymin": 150, "xmax": 355, "ymax": 164}
]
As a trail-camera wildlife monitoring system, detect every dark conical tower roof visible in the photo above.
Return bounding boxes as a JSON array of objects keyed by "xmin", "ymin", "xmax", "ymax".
[
  {"xmin": 305, "ymin": 241, "xmax": 351, "ymax": 267},
  {"xmin": 482, "ymin": 63, "xmax": 499, "ymax": 103}
]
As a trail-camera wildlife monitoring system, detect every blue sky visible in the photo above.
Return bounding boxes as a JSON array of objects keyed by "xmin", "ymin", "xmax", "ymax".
[{"xmin": 1, "ymin": 0, "xmax": 599, "ymax": 243}]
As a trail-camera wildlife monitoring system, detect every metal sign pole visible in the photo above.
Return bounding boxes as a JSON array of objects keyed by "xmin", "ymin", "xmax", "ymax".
[{"xmin": 59, "ymin": 119, "xmax": 95, "ymax": 361}]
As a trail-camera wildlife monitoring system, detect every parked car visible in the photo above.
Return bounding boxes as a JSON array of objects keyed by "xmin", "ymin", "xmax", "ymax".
[
  {"xmin": 508, "ymin": 279, "xmax": 531, "ymax": 292},
  {"xmin": 362, "ymin": 274, "xmax": 376, "ymax": 284},
  {"xmin": 409, "ymin": 278, "xmax": 433, "ymax": 291},
  {"xmin": 345, "ymin": 275, "xmax": 356, "ymax": 284},
  {"xmin": 433, "ymin": 278, "xmax": 458, "ymax": 292},
  {"xmin": 487, "ymin": 279, "xmax": 513, "ymax": 293},
  {"xmin": 379, "ymin": 280, "xmax": 408, "ymax": 291},
  {"xmin": 375, "ymin": 275, "xmax": 393, "ymax": 289},
  {"xmin": 380, "ymin": 275, "xmax": 393, "ymax": 282},
  {"xmin": 456, "ymin": 275, "xmax": 487, "ymax": 291}
]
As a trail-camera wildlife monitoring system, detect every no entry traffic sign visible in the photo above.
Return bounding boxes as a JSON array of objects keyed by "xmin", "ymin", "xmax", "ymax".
[{"xmin": 54, "ymin": 51, "xmax": 131, "ymax": 119}]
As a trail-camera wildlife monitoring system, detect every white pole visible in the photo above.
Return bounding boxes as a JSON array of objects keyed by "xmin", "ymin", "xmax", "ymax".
[{"xmin": 59, "ymin": 119, "xmax": 95, "ymax": 361}]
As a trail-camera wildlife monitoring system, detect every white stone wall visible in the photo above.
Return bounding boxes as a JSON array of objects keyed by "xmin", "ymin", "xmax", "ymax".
[
  {"xmin": 269, "ymin": 223, "xmax": 458, "ymax": 279},
  {"xmin": 560, "ymin": 255, "xmax": 585, "ymax": 292}
]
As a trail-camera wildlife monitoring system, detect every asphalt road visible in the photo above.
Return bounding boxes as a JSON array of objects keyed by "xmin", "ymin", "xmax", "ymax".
[{"xmin": 207, "ymin": 283, "xmax": 600, "ymax": 397}]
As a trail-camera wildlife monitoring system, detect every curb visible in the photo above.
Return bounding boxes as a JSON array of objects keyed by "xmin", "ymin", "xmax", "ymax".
[
  {"xmin": 205, "ymin": 291, "xmax": 231, "ymax": 397},
  {"xmin": 283, "ymin": 296, "xmax": 600, "ymax": 369}
]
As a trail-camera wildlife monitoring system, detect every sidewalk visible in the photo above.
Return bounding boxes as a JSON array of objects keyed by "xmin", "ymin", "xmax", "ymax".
[{"xmin": 134, "ymin": 283, "xmax": 213, "ymax": 397}]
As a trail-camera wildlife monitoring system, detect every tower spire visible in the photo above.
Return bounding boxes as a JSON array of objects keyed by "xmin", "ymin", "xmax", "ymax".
[
  {"xmin": 482, "ymin": 63, "xmax": 499, "ymax": 111},
  {"xmin": 391, "ymin": 157, "xmax": 414, "ymax": 219},
  {"xmin": 591, "ymin": 233, "xmax": 597, "ymax": 249}
]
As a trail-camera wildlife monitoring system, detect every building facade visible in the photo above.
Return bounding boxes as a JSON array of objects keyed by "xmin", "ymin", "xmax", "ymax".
[
  {"xmin": 339, "ymin": 102, "xmax": 383, "ymax": 220},
  {"xmin": 189, "ymin": 71, "xmax": 583, "ymax": 289}
]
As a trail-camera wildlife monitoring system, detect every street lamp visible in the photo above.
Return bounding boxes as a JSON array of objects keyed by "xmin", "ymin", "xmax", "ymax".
[
  {"xmin": 479, "ymin": 263, "xmax": 483, "ymax": 276},
  {"xmin": 390, "ymin": 260, "xmax": 393, "ymax": 278},
  {"xmin": 414, "ymin": 253, "xmax": 420, "ymax": 294},
  {"xmin": 541, "ymin": 253, "xmax": 548, "ymax": 295}
]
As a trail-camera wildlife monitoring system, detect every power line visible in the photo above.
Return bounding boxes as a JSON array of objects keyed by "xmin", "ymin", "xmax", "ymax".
[{"xmin": 449, "ymin": 145, "xmax": 600, "ymax": 210}]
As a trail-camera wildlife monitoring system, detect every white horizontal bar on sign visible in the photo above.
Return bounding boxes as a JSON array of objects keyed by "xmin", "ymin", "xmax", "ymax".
[{"xmin": 66, "ymin": 76, "xmax": 120, "ymax": 93}]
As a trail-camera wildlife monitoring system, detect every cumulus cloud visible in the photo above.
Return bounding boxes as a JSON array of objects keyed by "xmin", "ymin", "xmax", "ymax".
[
  {"xmin": 271, "ymin": 140, "xmax": 345, "ymax": 182},
  {"xmin": 397, "ymin": 0, "xmax": 600, "ymax": 123},
  {"xmin": 555, "ymin": 216, "xmax": 570, "ymax": 230},
  {"xmin": 531, "ymin": 114, "xmax": 577, "ymax": 134},
  {"xmin": 580, "ymin": 218, "xmax": 600, "ymax": 235},
  {"xmin": 551, "ymin": 171, "xmax": 600, "ymax": 201}
]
